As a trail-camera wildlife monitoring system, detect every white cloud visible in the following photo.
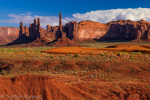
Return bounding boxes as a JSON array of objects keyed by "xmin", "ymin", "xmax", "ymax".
[
  {"xmin": 73, "ymin": 8, "xmax": 150, "ymax": 23},
  {"xmin": 1, "ymin": 8, "xmax": 150, "ymax": 28}
]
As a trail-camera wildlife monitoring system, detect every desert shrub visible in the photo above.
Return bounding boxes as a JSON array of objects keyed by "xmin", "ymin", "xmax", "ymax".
[
  {"xmin": 0, "ymin": 70, "xmax": 6, "ymax": 75},
  {"xmin": 117, "ymin": 53, "xmax": 121, "ymax": 56},
  {"xmin": 89, "ymin": 52, "xmax": 93, "ymax": 55},
  {"xmin": 145, "ymin": 86, "xmax": 149, "ymax": 89},
  {"xmin": 50, "ymin": 56, "xmax": 54, "ymax": 59},
  {"xmin": 74, "ymin": 54, "xmax": 79, "ymax": 57},
  {"xmin": 23, "ymin": 60, "xmax": 31, "ymax": 64}
]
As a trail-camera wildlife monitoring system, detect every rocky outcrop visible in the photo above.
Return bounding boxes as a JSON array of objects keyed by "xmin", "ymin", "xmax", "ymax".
[
  {"xmin": 46, "ymin": 25, "xmax": 52, "ymax": 32},
  {"xmin": 47, "ymin": 12, "xmax": 78, "ymax": 47},
  {"xmin": 46, "ymin": 26, "xmax": 58, "ymax": 39},
  {"xmin": 28, "ymin": 18, "xmax": 41, "ymax": 39},
  {"xmin": 66, "ymin": 21, "xmax": 78, "ymax": 39},
  {"xmin": 24, "ymin": 25, "xmax": 29, "ymax": 37},
  {"xmin": 45, "ymin": 12, "xmax": 65, "ymax": 39},
  {"xmin": 19, "ymin": 18, "xmax": 46, "ymax": 40},
  {"xmin": 46, "ymin": 12, "xmax": 67, "ymax": 39},
  {"xmin": 67, "ymin": 21, "xmax": 109, "ymax": 40},
  {"xmin": 0, "ymin": 27, "xmax": 19, "ymax": 44},
  {"xmin": 101, "ymin": 21, "xmax": 138, "ymax": 40},
  {"xmin": 66, "ymin": 20, "xmax": 150, "ymax": 41},
  {"xmin": 7, "ymin": 18, "xmax": 47, "ymax": 45},
  {"xmin": 19, "ymin": 22, "xmax": 24, "ymax": 38},
  {"xmin": 102, "ymin": 20, "xmax": 150, "ymax": 40},
  {"xmin": 147, "ymin": 29, "xmax": 150, "ymax": 39},
  {"xmin": 58, "ymin": 12, "xmax": 66, "ymax": 38}
]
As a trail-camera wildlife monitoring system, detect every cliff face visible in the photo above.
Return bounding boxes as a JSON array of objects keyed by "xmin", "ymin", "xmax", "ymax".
[
  {"xmin": 102, "ymin": 20, "xmax": 150, "ymax": 40},
  {"xmin": 66, "ymin": 20, "xmax": 150, "ymax": 41},
  {"xmin": 0, "ymin": 27, "xmax": 19, "ymax": 44},
  {"xmin": 0, "ymin": 27, "xmax": 19, "ymax": 36},
  {"xmin": 76, "ymin": 21, "xmax": 109, "ymax": 40}
]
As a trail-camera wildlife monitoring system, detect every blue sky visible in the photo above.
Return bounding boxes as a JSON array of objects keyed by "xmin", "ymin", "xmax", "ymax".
[{"xmin": 0, "ymin": 0, "xmax": 150, "ymax": 28}]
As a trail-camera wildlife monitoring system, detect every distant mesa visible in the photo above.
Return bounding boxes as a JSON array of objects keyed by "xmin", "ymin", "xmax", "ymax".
[
  {"xmin": 0, "ymin": 27, "xmax": 19, "ymax": 44},
  {"xmin": 1, "ymin": 12, "xmax": 150, "ymax": 45}
]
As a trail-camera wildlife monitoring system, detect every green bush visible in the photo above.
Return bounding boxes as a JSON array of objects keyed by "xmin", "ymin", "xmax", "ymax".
[{"xmin": 74, "ymin": 54, "xmax": 79, "ymax": 57}]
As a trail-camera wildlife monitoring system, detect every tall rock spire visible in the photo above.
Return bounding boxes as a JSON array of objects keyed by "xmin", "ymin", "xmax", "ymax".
[
  {"xmin": 59, "ymin": 12, "xmax": 62, "ymax": 31},
  {"xmin": 24, "ymin": 25, "xmax": 29, "ymax": 37},
  {"xmin": 24, "ymin": 25, "xmax": 27, "ymax": 35},
  {"xmin": 58, "ymin": 12, "xmax": 67, "ymax": 38},
  {"xmin": 37, "ymin": 18, "xmax": 40, "ymax": 29},
  {"xmin": 34, "ymin": 19, "xmax": 37, "ymax": 26},
  {"xmin": 19, "ymin": 22, "xmax": 24, "ymax": 38},
  {"xmin": 37, "ymin": 18, "xmax": 41, "ymax": 38}
]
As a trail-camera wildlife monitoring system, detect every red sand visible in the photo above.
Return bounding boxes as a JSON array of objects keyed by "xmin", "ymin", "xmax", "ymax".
[
  {"xmin": 0, "ymin": 74, "xmax": 98, "ymax": 100},
  {"xmin": 0, "ymin": 74, "xmax": 149, "ymax": 100},
  {"xmin": 42, "ymin": 44, "xmax": 150, "ymax": 54}
]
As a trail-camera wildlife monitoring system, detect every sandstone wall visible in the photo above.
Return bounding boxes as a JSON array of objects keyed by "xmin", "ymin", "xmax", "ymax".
[
  {"xmin": 0, "ymin": 27, "xmax": 19, "ymax": 44},
  {"xmin": 67, "ymin": 21, "xmax": 109, "ymax": 40},
  {"xmin": 0, "ymin": 27, "xmax": 19, "ymax": 36},
  {"xmin": 67, "ymin": 20, "xmax": 150, "ymax": 41},
  {"xmin": 103, "ymin": 20, "xmax": 150, "ymax": 40},
  {"xmin": 46, "ymin": 26, "xmax": 59, "ymax": 39}
]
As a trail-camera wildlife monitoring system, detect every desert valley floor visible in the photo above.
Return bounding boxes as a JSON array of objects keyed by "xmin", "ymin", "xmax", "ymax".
[{"xmin": 0, "ymin": 41, "xmax": 150, "ymax": 100}]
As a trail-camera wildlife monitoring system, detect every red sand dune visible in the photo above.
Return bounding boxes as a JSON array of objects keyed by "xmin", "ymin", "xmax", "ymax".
[{"xmin": 41, "ymin": 44, "xmax": 150, "ymax": 54}]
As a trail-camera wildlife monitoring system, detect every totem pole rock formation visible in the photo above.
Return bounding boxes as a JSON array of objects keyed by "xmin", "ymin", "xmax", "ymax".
[
  {"xmin": 59, "ymin": 12, "xmax": 62, "ymax": 31},
  {"xmin": 37, "ymin": 18, "xmax": 41, "ymax": 38},
  {"xmin": 58, "ymin": 12, "xmax": 62, "ymax": 38},
  {"xmin": 19, "ymin": 18, "xmax": 42, "ymax": 40},
  {"xmin": 34, "ymin": 19, "xmax": 37, "ymax": 28},
  {"xmin": 47, "ymin": 12, "xmax": 79, "ymax": 47},
  {"xmin": 19, "ymin": 22, "xmax": 24, "ymax": 38},
  {"xmin": 58, "ymin": 12, "xmax": 66, "ymax": 38},
  {"xmin": 24, "ymin": 25, "xmax": 29, "ymax": 37}
]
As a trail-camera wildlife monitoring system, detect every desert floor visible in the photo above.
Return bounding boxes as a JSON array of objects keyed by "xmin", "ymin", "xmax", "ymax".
[{"xmin": 0, "ymin": 42, "xmax": 150, "ymax": 100}]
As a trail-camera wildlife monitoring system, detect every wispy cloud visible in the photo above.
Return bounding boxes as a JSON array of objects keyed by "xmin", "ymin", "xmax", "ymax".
[
  {"xmin": 1, "ymin": 8, "xmax": 150, "ymax": 28},
  {"xmin": 0, "ymin": 12, "xmax": 60, "ymax": 27}
]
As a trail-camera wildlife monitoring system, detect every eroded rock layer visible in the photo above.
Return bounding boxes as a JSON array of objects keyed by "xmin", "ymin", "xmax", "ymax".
[
  {"xmin": 0, "ymin": 74, "xmax": 97, "ymax": 100},
  {"xmin": 0, "ymin": 27, "xmax": 19, "ymax": 44}
]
